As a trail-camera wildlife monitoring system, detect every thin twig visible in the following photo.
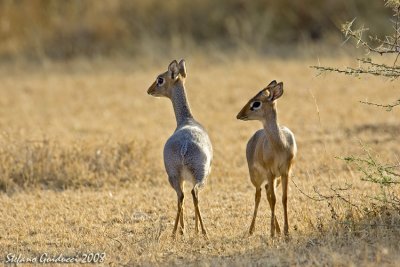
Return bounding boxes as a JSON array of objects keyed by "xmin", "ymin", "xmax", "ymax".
[
  {"xmin": 359, "ymin": 98, "xmax": 400, "ymax": 111},
  {"xmin": 291, "ymin": 177, "xmax": 323, "ymax": 201},
  {"xmin": 311, "ymin": 65, "xmax": 400, "ymax": 78},
  {"xmin": 338, "ymin": 221, "xmax": 400, "ymax": 228},
  {"xmin": 292, "ymin": 176, "xmax": 363, "ymax": 212},
  {"xmin": 313, "ymin": 185, "xmax": 363, "ymax": 212}
]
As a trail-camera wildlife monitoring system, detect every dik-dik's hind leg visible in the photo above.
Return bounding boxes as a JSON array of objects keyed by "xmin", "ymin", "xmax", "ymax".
[
  {"xmin": 172, "ymin": 180, "xmax": 184, "ymax": 238},
  {"xmin": 179, "ymin": 203, "xmax": 185, "ymax": 235},
  {"xmin": 191, "ymin": 187, "xmax": 207, "ymax": 238},
  {"xmin": 179, "ymin": 195, "xmax": 185, "ymax": 234},
  {"xmin": 266, "ymin": 183, "xmax": 281, "ymax": 235},
  {"xmin": 249, "ymin": 187, "xmax": 261, "ymax": 235},
  {"xmin": 266, "ymin": 179, "xmax": 280, "ymax": 237},
  {"xmin": 191, "ymin": 189, "xmax": 199, "ymax": 234}
]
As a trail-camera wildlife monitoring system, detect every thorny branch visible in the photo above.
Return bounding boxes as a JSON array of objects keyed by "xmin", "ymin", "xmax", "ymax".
[
  {"xmin": 311, "ymin": 1, "xmax": 400, "ymax": 110},
  {"xmin": 340, "ymin": 147, "xmax": 400, "ymax": 186},
  {"xmin": 359, "ymin": 98, "xmax": 400, "ymax": 111}
]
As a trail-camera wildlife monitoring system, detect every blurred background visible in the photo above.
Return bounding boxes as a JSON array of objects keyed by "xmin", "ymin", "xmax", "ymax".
[{"xmin": 0, "ymin": 0, "xmax": 392, "ymax": 62}]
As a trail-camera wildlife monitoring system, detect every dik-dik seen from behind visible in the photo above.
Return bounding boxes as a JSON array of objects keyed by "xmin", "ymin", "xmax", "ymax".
[
  {"xmin": 147, "ymin": 59, "xmax": 213, "ymax": 238},
  {"xmin": 236, "ymin": 80, "xmax": 297, "ymax": 237}
]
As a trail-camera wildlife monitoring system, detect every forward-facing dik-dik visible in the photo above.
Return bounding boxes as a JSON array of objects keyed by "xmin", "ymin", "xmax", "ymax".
[
  {"xmin": 147, "ymin": 60, "xmax": 213, "ymax": 238},
  {"xmin": 237, "ymin": 81, "xmax": 297, "ymax": 237}
]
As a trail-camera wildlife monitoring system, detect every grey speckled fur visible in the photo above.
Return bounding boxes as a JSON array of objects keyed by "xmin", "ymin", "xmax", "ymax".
[
  {"xmin": 164, "ymin": 85, "xmax": 213, "ymax": 191},
  {"xmin": 147, "ymin": 59, "xmax": 212, "ymax": 237},
  {"xmin": 164, "ymin": 119, "xmax": 213, "ymax": 190}
]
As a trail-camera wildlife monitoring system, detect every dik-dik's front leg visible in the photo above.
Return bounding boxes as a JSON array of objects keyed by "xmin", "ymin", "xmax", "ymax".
[
  {"xmin": 249, "ymin": 187, "xmax": 261, "ymax": 235},
  {"xmin": 281, "ymin": 173, "xmax": 289, "ymax": 236}
]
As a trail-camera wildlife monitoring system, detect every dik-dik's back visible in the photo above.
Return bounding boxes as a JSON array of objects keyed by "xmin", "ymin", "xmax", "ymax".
[{"xmin": 164, "ymin": 120, "xmax": 213, "ymax": 186}]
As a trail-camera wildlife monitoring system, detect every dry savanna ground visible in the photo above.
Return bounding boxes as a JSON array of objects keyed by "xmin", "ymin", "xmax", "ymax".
[{"xmin": 0, "ymin": 57, "xmax": 399, "ymax": 266}]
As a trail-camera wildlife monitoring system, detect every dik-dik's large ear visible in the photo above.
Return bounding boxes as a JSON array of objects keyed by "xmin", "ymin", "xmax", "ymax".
[
  {"xmin": 267, "ymin": 82, "xmax": 284, "ymax": 101},
  {"xmin": 168, "ymin": 60, "xmax": 180, "ymax": 79},
  {"xmin": 178, "ymin": 59, "xmax": 187, "ymax": 78},
  {"xmin": 267, "ymin": 80, "xmax": 277, "ymax": 88}
]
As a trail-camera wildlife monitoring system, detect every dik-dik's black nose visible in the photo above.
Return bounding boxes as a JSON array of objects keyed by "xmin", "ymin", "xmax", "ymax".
[{"xmin": 236, "ymin": 112, "xmax": 247, "ymax": 120}]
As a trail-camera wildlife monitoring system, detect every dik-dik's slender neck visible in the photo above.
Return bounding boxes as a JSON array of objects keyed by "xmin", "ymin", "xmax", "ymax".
[
  {"xmin": 170, "ymin": 80, "xmax": 194, "ymax": 127},
  {"xmin": 262, "ymin": 104, "xmax": 285, "ymax": 149}
]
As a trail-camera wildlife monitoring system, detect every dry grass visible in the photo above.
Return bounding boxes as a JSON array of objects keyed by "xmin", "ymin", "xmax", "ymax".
[{"xmin": 0, "ymin": 57, "xmax": 399, "ymax": 266}]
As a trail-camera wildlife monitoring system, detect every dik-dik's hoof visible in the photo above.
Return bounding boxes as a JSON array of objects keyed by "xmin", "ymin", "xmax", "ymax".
[
  {"xmin": 275, "ymin": 226, "xmax": 281, "ymax": 235},
  {"xmin": 270, "ymin": 231, "xmax": 276, "ymax": 239},
  {"xmin": 283, "ymin": 231, "xmax": 290, "ymax": 242},
  {"xmin": 171, "ymin": 229, "xmax": 184, "ymax": 240},
  {"xmin": 201, "ymin": 230, "xmax": 208, "ymax": 239},
  {"xmin": 178, "ymin": 227, "xmax": 185, "ymax": 236}
]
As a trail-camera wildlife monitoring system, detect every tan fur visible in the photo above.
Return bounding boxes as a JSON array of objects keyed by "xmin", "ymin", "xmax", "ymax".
[{"xmin": 237, "ymin": 80, "xmax": 297, "ymax": 237}]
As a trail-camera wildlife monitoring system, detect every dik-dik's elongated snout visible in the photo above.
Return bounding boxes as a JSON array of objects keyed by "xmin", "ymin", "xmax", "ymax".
[
  {"xmin": 147, "ymin": 80, "xmax": 157, "ymax": 96},
  {"xmin": 236, "ymin": 106, "xmax": 250, "ymax": 121},
  {"xmin": 236, "ymin": 98, "xmax": 264, "ymax": 121}
]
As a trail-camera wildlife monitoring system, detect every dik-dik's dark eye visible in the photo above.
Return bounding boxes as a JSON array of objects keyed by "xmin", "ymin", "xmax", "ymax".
[
  {"xmin": 250, "ymin": 101, "xmax": 262, "ymax": 110},
  {"xmin": 156, "ymin": 77, "xmax": 165, "ymax": 86}
]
